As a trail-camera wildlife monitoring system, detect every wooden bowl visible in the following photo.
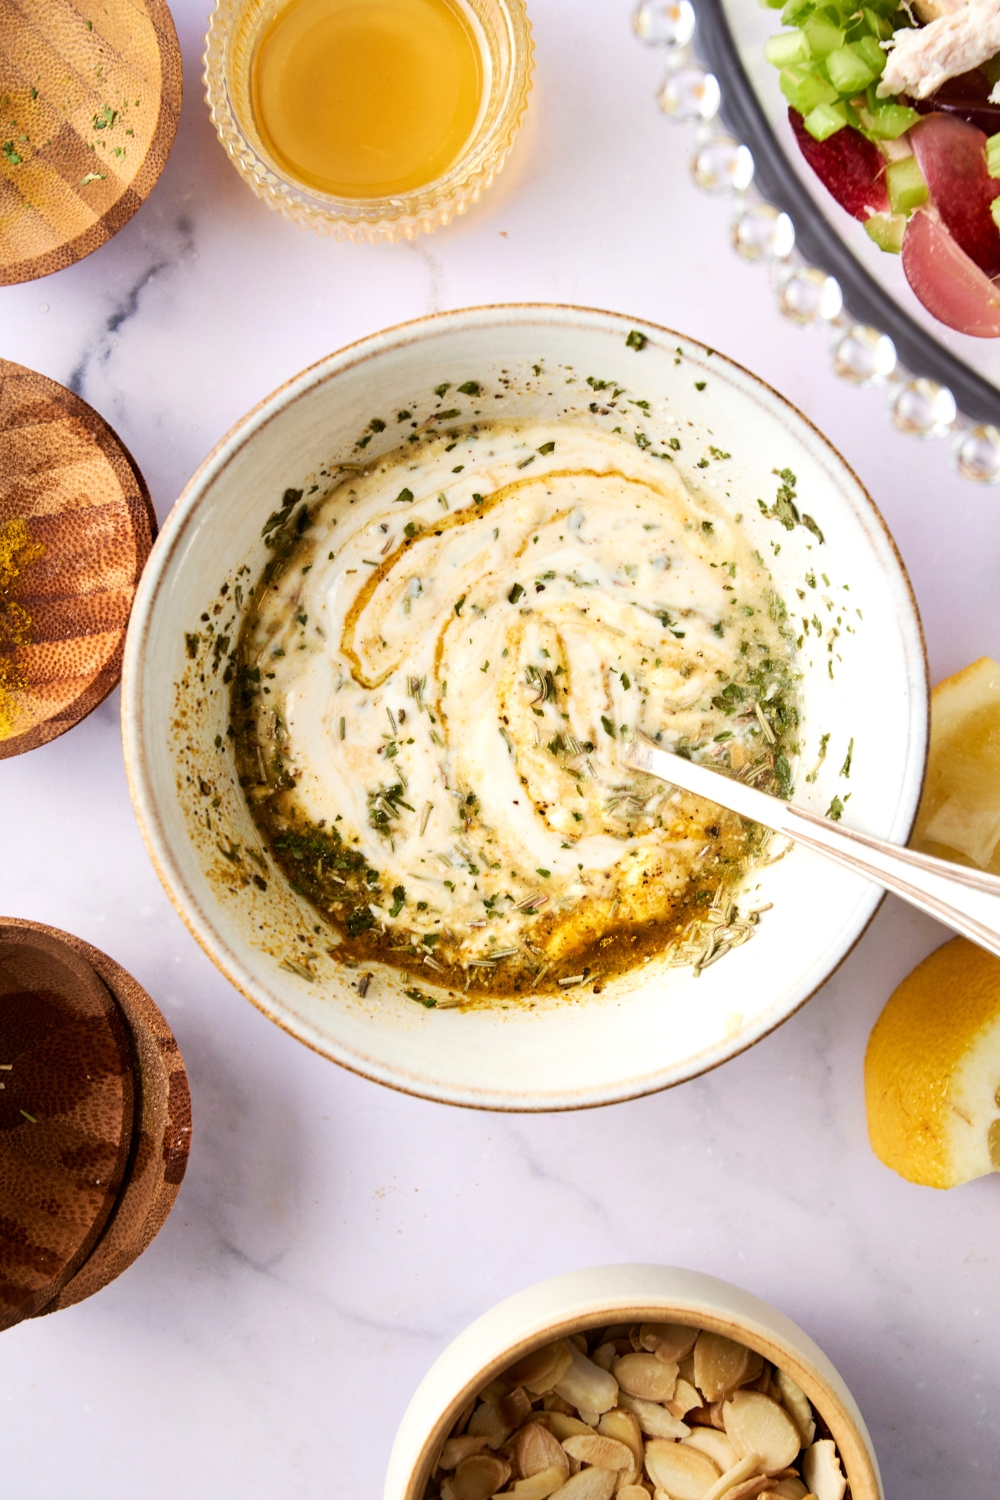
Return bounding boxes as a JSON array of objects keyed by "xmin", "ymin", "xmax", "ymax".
[
  {"xmin": 0, "ymin": 918, "xmax": 191, "ymax": 1328},
  {"xmin": 0, "ymin": 358, "xmax": 156, "ymax": 758},
  {"xmin": 0, "ymin": 0, "xmax": 182, "ymax": 285},
  {"xmin": 385, "ymin": 1264, "xmax": 885, "ymax": 1500}
]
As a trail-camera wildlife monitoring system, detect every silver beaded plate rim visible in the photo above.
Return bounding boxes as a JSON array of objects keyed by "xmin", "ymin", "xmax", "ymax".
[{"xmin": 632, "ymin": 0, "xmax": 1000, "ymax": 483}]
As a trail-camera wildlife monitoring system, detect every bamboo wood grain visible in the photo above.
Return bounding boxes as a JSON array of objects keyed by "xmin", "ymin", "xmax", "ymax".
[
  {"xmin": 0, "ymin": 923, "xmax": 135, "ymax": 1330},
  {"xmin": 0, "ymin": 0, "xmax": 182, "ymax": 285},
  {"xmin": 0, "ymin": 918, "xmax": 192, "ymax": 1328},
  {"xmin": 0, "ymin": 357, "xmax": 156, "ymax": 758}
]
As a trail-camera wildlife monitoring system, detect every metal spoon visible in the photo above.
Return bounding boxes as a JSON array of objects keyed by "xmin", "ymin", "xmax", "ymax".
[{"xmin": 624, "ymin": 732, "xmax": 1000, "ymax": 959}]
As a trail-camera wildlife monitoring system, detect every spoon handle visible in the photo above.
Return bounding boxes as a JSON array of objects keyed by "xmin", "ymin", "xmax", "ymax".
[{"xmin": 625, "ymin": 735, "xmax": 1000, "ymax": 960}]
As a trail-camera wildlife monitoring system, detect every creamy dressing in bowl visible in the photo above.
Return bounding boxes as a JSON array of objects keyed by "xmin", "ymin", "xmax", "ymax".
[{"xmin": 231, "ymin": 420, "xmax": 799, "ymax": 1000}]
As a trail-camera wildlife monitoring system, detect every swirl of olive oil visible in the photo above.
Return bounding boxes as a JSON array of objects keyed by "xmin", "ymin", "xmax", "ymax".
[{"xmin": 230, "ymin": 426, "xmax": 800, "ymax": 1003}]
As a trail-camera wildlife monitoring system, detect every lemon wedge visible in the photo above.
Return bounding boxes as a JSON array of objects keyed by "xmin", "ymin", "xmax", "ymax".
[
  {"xmin": 911, "ymin": 655, "xmax": 1000, "ymax": 871},
  {"xmin": 865, "ymin": 937, "xmax": 1000, "ymax": 1187}
]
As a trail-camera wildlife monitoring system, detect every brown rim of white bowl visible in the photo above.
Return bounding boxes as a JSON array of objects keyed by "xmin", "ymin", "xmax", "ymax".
[
  {"xmin": 121, "ymin": 304, "xmax": 929, "ymax": 1111},
  {"xmin": 383, "ymin": 1265, "xmax": 883, "ymax": 1500}
]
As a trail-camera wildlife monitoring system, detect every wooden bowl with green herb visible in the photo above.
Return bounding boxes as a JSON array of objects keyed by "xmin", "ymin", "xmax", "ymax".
[{"xmin": 0, "ymin": 0, "xmax": 182, "ymax": 285}]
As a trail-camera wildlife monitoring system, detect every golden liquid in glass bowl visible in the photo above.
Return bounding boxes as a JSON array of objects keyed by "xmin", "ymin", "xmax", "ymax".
[{"xmin": 250, "ymin": 0, "xmax": 484, "ymax": 199}]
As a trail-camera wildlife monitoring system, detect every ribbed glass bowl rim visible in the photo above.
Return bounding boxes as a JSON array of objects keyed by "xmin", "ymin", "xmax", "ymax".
[{"xmin": 203, "ymin": 0, "xmax": 534, "ymax": 242}]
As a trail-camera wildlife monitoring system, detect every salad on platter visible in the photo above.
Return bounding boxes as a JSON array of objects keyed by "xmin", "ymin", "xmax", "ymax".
[{"xmin": 763, "ymin": 0, "xmax": 1000, "ymax": 335}]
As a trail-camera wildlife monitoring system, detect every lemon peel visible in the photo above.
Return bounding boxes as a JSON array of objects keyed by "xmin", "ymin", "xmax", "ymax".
[
  {"xmin": 865, "ymin": 936, "xmax": 1000, "ymax": 1187},
  {"xmin": 911, "ymin": 655, "xmax": 1000, "ymax": 871}
]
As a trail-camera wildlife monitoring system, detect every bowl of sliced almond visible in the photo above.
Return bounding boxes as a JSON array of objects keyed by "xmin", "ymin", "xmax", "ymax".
[{"xmin": 385, "ymin": 1264, "xmax": 881, "ymax": 1500}]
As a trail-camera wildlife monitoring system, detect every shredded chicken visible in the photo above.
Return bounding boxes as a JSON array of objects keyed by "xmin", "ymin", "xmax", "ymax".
[{"xmin": 878, "ymin": 0, "xmax": 1000, "ymax": 100}]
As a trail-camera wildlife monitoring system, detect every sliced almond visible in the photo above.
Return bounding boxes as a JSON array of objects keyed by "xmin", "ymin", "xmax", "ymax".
[
  {"xmin": 545, "ymin": 1396, "xmax": 578, "ymax": 1418},
  {"xmin": 617, "ymin": 1392, "xmax": 691, "ymax": 1440},
  {"xmin": 694, "ymin": 1334, "xmax": 755, "ymax": 1403},
  {"xmin": 501, "ymin": 1388, "xmax": 534, "ymax": 1429},
  {"xmin": 554, "ymin": 1468, "xmax": 618, "ymax": 1500},
  {"xmin": 578, "ymin": 1410, "xmax": 602, "ymax": 1428},
  {"xmin": 549, "ymin": 1413, "xmax": 599, "ymax": 1442},
  {"xmin": 667, "ymin": 1379, "xmax": 703, "ymax": 1420},
  {"xmin": 615, "ymin": 1489, "xmax": 651, "ymax": 1500},
  {"xmin": 679, "ymin": 1352, "xmax": 697, "ymax": 1386},
  {"xmin": 752, "ymin": 1365, "xmax": 773, "ymax": 1398},
  {"xmin": 593, "ymin": 1343, "xmax": 618, "ymax": 1372},
  {"xmin": 687, "ymin": 1401, "xmax": 726, "ymax": 1431},
  {"xmin": 481, "ymin": 1378, "xmax": 511, "ymax": 1403},
  {"xmin": 718, "ymin": 1478, "xmax": 778, "ymax": 1500},
  {"xmin": 498, "ymin": 1466, "xmax": 570, "ymax": 1500},
  {"xmin": 440, "ymin": 1436, "xmax": 491, "ymax": 1470},
  {"xmin": 643, "ymin": 1439, "xmax": 721, "ymax": 1500},
  {"xmin": 801, "ymin": 1442, "xmax": 845, "ymax": 1500},
  {"xmin": 639, "ymin": 1323, "xmax": 700, "ymax": 1363},
  {"xmin": 509, "ymin": 1343, "xmax": 577, "ymax": 1397},
  {"xmin": 613, "ymin": 1354, "xmax": 678, "ymax": 1403},
  {"xmin": 469, "ymin": 1401, "xmax": 514, "ymax": 1450},
  {"xmin": 701, "ymin": 1454, "xmax": 763, "ymax": 1500},
  {"xmin": 517, "ymin": 1422, "xmax": 571, "ymax": 1480},
  {"xmin": 570, "ymin": 1334, "xmax": 590, "ymax": 1354},
  {"xmin": 771, "ymin": 1481, "xmax": 808, "ymax": 1500},
  {"xmin": 563, "ymin": 1436, "xmax": 635, "ymax": 1471},
  {"xmin": 554, "ymin": 1343, "xmax": 620, "ymax": 1416},
  {"xmin": 682, "ymin": 1429, "xmax": 739, "ymax": 1472},
  {"xmin": 771, "ymin": 1372, "xmax": 816, "ymax": 1450},
  {"xmin": 597, "ymin": 1410, "xmax": 644, "ymax": 1472},
  {"xmin": 723, "ymin": 1393, "xmax": 801, "ymax": 1475},
  {"xmin": 453, "ymin": 1397, "xmax": 479, "ymax": 1437},
  {"xmin": 452, "ymin": 1453, "xmax": 512, "ymax": 1500}
]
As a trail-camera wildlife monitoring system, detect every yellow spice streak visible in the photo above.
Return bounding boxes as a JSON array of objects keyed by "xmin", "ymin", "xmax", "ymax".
[
  {"xmin": 0, "ymin": 517, "xmax": 45, "ymax": 740},
  {"xmin": 251, "ymin": 0, "xmax": 483, "ymax": 198}
]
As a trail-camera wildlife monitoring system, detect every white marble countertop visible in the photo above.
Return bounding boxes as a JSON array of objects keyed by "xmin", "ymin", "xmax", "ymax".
[{"xmin": 2, "ymin": 2, "xmax": 998, "ymax": 1495}]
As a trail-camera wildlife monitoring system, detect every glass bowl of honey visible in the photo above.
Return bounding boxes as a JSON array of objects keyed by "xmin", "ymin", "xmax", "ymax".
[{"xmin": 204, "ymin": 0, "xmax": 533, "ymax": 242}]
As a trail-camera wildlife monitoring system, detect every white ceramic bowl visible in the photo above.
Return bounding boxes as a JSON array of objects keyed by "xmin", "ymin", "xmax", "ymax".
[
  {"xmin": 122, "ymin": 305, "xmax": 927, "ymax": 1110},
  {"xmin": 384, "ymin": 1263, "xmax": 884, "ymax": 1500}
]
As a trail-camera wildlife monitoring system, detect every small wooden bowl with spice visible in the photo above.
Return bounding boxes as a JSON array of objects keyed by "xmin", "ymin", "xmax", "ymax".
[
  {"xmin": 0, "ymin": 0, "xmax": 182, "ymax": 285},
  {"xmin": 0, "ymin": 358, "xmax": 156, "ymax": 758},
  {"xmin": 0, "ymin": 917, "xmax": 191, "ymax": 1329}
]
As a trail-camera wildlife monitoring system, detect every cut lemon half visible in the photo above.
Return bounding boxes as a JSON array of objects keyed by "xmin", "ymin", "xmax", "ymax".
[
  {"xmin": 911, "ymin": 655, "xmax": 1000, "ymax": 871},
  {"xmin": 865, "ymin": 937, "xmax": 1000, "ymax": 1187}
]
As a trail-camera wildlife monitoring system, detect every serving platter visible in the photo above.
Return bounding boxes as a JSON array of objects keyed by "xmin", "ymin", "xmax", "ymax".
[{"xmin": 633, "ymin": 0, "xmax": 1000, "ymax": 471}]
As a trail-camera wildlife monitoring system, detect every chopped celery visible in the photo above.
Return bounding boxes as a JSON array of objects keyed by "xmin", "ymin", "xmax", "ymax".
[
  {"xmin": 765, "ymin": 29, "xmax": 811, "ymax": 65},
  {"xmin": 864, "ymin": 212, "xmax": 907, "ymax": 252},
  {"xmin": 987, "ymin": 131, "xmax": 1000, "ymax": 178},
  {"xmin": 886, "ymin": 154, "xmax": 928, "ymax": 213},
  {"xmin": 803, "ymin": 16, "xmax": 846, "ymax": 55},
  {"xmin": 856, "ymin": 97, "xmax": 919, "ymax": 138},
  {"xmin": 991, "ymin": 195, "xmax": 1000, "ymax": 230},
  {"xmin": 826, "ymin": 42, "xmax": 879, "ymax": 91},
  {"xmin": 781, "ymin": 0, "xmax": 817, "ymax": 24},
  {"xmin": 779, "ymin": 64, "xmax": 839, "ymax": 113},
  {"xmin": 804, "ymin": 100, "xmax": 848, "ymax": 138},
  {"xmin": 861, "ymin": 7, "xmax": 894, "ymax": 38},
  {"xmin": 852, "ymin": 35, "xmax": 886, "ymax": 74}
]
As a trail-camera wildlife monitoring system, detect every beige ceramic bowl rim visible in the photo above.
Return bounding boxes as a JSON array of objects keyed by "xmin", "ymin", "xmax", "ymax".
[
  {"xmin": 122, "ymin": 303, "xmax": 928, "ymax": 1111},
  {"xmin": 202, "ymin": 0, "xmax": 534, "ymax": 242},
  {"xmin": 385, "ymin": 1263, "xmax": 883, "ymax": 1500}
]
